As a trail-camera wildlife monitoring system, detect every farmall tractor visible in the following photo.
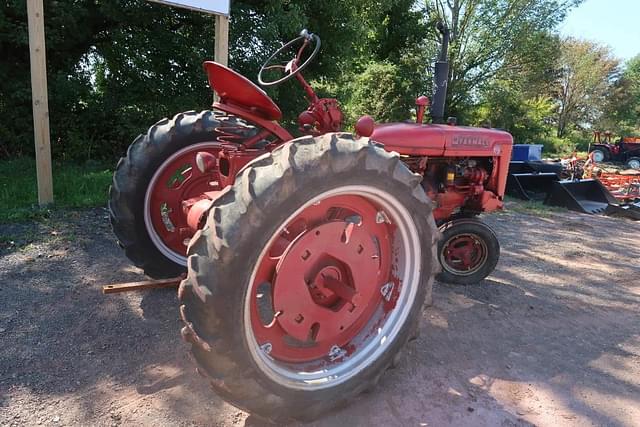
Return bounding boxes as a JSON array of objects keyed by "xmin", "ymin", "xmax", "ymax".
[
  {"xmin": 109, "ymin": 26, "xmax": 512, "ymax": 422},
  {"xmin": 590, "ymin": 131, "xmax": 640, "ymax": 169}
]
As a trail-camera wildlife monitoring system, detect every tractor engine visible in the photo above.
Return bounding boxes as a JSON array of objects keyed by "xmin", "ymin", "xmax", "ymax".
[
  {"xmin": 402, "ymin": 156, "xmax": 499, "ymax": 222},
  {"xmin": 367, "ymin": 120, "xmax": 512, "ymax": 224}
]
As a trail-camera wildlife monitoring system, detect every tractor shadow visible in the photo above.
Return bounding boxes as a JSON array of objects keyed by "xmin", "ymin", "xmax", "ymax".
[{"xmin": 0, "ymin": 208, "xmax": 231, "ymax": 425}]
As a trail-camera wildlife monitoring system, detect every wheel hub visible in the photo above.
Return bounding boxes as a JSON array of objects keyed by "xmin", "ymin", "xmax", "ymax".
[
  {"xmin": 309, "ymin": 266, "xmax": 345, "ymax": 307},
  {"xmin": 441, "ymin": 233, "xmax": 487, "ymax": 275},
  {"xmin": 272, "ymin": 221, "xmax": 379, "ymax": 347},
  {"xmin": 144, "ymin": 143, "xmax": 222, "ymax": 264}
]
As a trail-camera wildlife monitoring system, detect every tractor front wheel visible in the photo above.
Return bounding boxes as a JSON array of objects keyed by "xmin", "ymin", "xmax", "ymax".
[
  {"xmin": 625, "ymin": 157, "xmax": 640, "ymax": 170},
  {"xmin": 437, "ymin": 218, "xmax": 499, "ymax": 285},
  {"xmin": 178, "ymin": 133, "xmax": 438, "ymax": 423}
]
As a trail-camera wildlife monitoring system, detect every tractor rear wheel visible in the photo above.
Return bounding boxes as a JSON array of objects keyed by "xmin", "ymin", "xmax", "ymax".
[
  {"xmin": 437, "ymin": 218, "xmax": 499, "ymax": 285},
  {"xmin": 178, "ymin": 133, "xmax": 438, "ymax": 423},
  {"xmin": 109, "ymin": 110, "xmax": 259, "ymax": 279}
]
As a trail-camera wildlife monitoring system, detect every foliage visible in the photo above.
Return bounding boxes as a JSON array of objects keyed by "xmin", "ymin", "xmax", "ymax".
[
  {"xmin": 1, "ymin": 0, "xmax": 215, "ymax": 161},
  {"xmin": 427, "ymin": 0, "xmax": 582, "ymax": 118},
  {"xmin": 0, "ymin": 157, "xmax": 112, "ymax": 222},
  {"xmin": 470, "ymin": 30, "xmax": 560, "ymax": 146},
  {"xmin": 342, "ymin": 62, "xmax": 415, "ymax": 124},
  {"xmin": 473, "ymin": 81, "xmax": 555, "ymax": 142},
  {"xmin": 539, "ymin": 132, "xmax": 589, "ymax": 157},
  {"xmin": 0, "ymin": 0, "xmax": 431, "ymax": 159},
  {"xmin": 600, "ymin": 55, "xmax": 640, "ymax": 135},
  {"xmin": 555, "ymin": 38, "xmax": 619, "ymax": 137},
  {"xmin": 0, "ymin": 0, "xmax": 636, "ymax": 165}
]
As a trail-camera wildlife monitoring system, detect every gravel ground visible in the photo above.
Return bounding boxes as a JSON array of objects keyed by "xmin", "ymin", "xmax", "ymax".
[{"xmin": 0, "ymin": 206, "xmax": 639, "ymax": 426}]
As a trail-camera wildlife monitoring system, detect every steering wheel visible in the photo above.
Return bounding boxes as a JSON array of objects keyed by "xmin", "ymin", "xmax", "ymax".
[{"xmin": 258, "ymin": 29, "xmax": 321, "ymax": 87}]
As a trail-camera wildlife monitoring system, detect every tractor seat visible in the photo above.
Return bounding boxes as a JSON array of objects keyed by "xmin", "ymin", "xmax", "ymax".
[{"xmin": 203, "ymin": 61, "xmax": 282, "ymax": 121}]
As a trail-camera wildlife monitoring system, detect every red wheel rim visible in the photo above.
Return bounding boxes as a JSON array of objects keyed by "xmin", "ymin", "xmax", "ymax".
[
  {"xmin": 144, "ymin": 143, "xmax": 222, "ymax": 264},
  {"xmin": 243, "ymin": 185, "xmax": 423, "ymax": 388},
  {"xmin": 440, "ymin": 233, "xmax": 487, "ymax": 275},
  {"xmin": 248, "ymin": 193, "xmax": 404, "ymax": 364}
]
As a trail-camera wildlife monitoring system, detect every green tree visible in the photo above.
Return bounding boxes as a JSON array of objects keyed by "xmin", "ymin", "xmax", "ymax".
[
  {"xmin": 2, "ymin": 0, "xmax": 427, "ymax": 159},
  {"xmin": 85, "ymin": 1, "xmax": 215, "ymax": 160},
  {"xmin": 471, "ymin": 30, "xmax": 560, "ymax": 144},
  {"xmin": 344, "ymin": 61, "xmax": 416, "ymax": 123},
  {"xmin": 600, "ymin": 55, "xmax": 640, "ymax": 134},
  {"xmin": 555, "ymin": 38, "xmax": 619, "ymax": 137},
  {"xmin": 313, "ymin": 1, "xmax": 433, "ymax": 124},
  {"xmin": 0, "ymin": 0, "xmax": 108, "ymax": 158},
  {"xmin": 473, "ymin": 80, "xmax": 555, "ymax": 142},
  {"xmin": 427, "ymin": 0, "xmax": 581, "ymax": 119},
  {"xmin": 1, "ymin": 0, "xmax": 600, "ymax": 162}
]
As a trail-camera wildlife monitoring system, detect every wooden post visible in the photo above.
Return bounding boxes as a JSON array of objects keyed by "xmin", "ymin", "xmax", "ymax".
[
  {"xmin": 27, "ymin": 0, "xmax": 53, "ymax": 205},
  {"xmin": 213, "ymin": 15, "xmax": 229, "ymax": 103},
  {"xmin": 215, "ymin": 15, "xmax": 229, "ymax": 66}
]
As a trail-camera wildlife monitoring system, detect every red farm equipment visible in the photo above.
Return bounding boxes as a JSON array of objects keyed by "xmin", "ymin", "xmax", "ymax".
[
  {"xmin": 109, "ymin": 26, "xmax": 513, "ymax": 422},
  {"xmin": 585, "ymin": 166, "xmax": 640, "ymax": 219},
  {"xmin": 590, "ymin": 131, "xmax": 640, "ymax": 169}
]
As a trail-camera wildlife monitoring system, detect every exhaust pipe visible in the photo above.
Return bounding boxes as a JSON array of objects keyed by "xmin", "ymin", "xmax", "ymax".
[{"xmin": 431, "ymin": 22, "xmax": 450, "ymax": 124}]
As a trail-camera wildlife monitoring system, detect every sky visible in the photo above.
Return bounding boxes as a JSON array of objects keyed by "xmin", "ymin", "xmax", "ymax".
[{"xmin": 560, "ymin": 0, "xmax": 640, "ymax": 61}]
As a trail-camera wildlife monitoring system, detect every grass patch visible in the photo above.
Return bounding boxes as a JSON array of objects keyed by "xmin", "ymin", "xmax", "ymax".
[
  {"xmin": 0, "ymin": 157, "xmax": 113, "ymax": 222},
  {"xmin": 503, "ymin": 196, "xmax": 565, "ymax": 218}
]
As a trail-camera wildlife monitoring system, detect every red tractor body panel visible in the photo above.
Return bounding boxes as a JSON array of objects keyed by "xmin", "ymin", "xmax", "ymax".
[
  {"xmin": 371, "ymin": 123, "xmax": 445, "ymax": 156},
  {"xmin": 371, "ymin": 123, "xmax": 513, "ymax": 201},
  {"xmin": 371, "ymin": 123, "xmax": 512, "ymax": 157}
]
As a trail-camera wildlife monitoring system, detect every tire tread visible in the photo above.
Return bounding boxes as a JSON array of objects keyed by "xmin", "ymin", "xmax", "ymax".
[{"xmin": 179, "ymin": 133, "xmax": 439, "ymax": 423}]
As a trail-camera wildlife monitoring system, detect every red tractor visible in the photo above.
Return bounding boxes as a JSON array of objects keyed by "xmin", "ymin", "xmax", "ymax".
[
  {"xmin": 109, "ymin": 26, "xmax": 512, "ymax": 422},
  {"xmin": 590, "ymin": 131, "xmax": 640, "ymax": 169}
]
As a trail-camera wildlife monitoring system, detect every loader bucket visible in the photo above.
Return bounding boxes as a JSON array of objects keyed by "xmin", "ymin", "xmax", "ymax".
[
  {"xmin": 544, "ymin": 179, "xmax": 618, "ymax": 214},
  {"xmin": 506, "ymin": 173, "xmax": 559, "ymax": 201}
]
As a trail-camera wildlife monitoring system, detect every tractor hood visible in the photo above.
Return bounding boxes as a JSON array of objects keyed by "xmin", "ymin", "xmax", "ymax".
[{"xmin": 370, "ymin": 123, "xmax": 513, "ymax": 157}]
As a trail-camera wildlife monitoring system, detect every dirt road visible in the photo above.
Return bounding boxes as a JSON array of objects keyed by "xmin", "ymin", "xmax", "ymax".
[{"xmin": 1, "ymin": 206, "xmax": 639, "ymax": 426}]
